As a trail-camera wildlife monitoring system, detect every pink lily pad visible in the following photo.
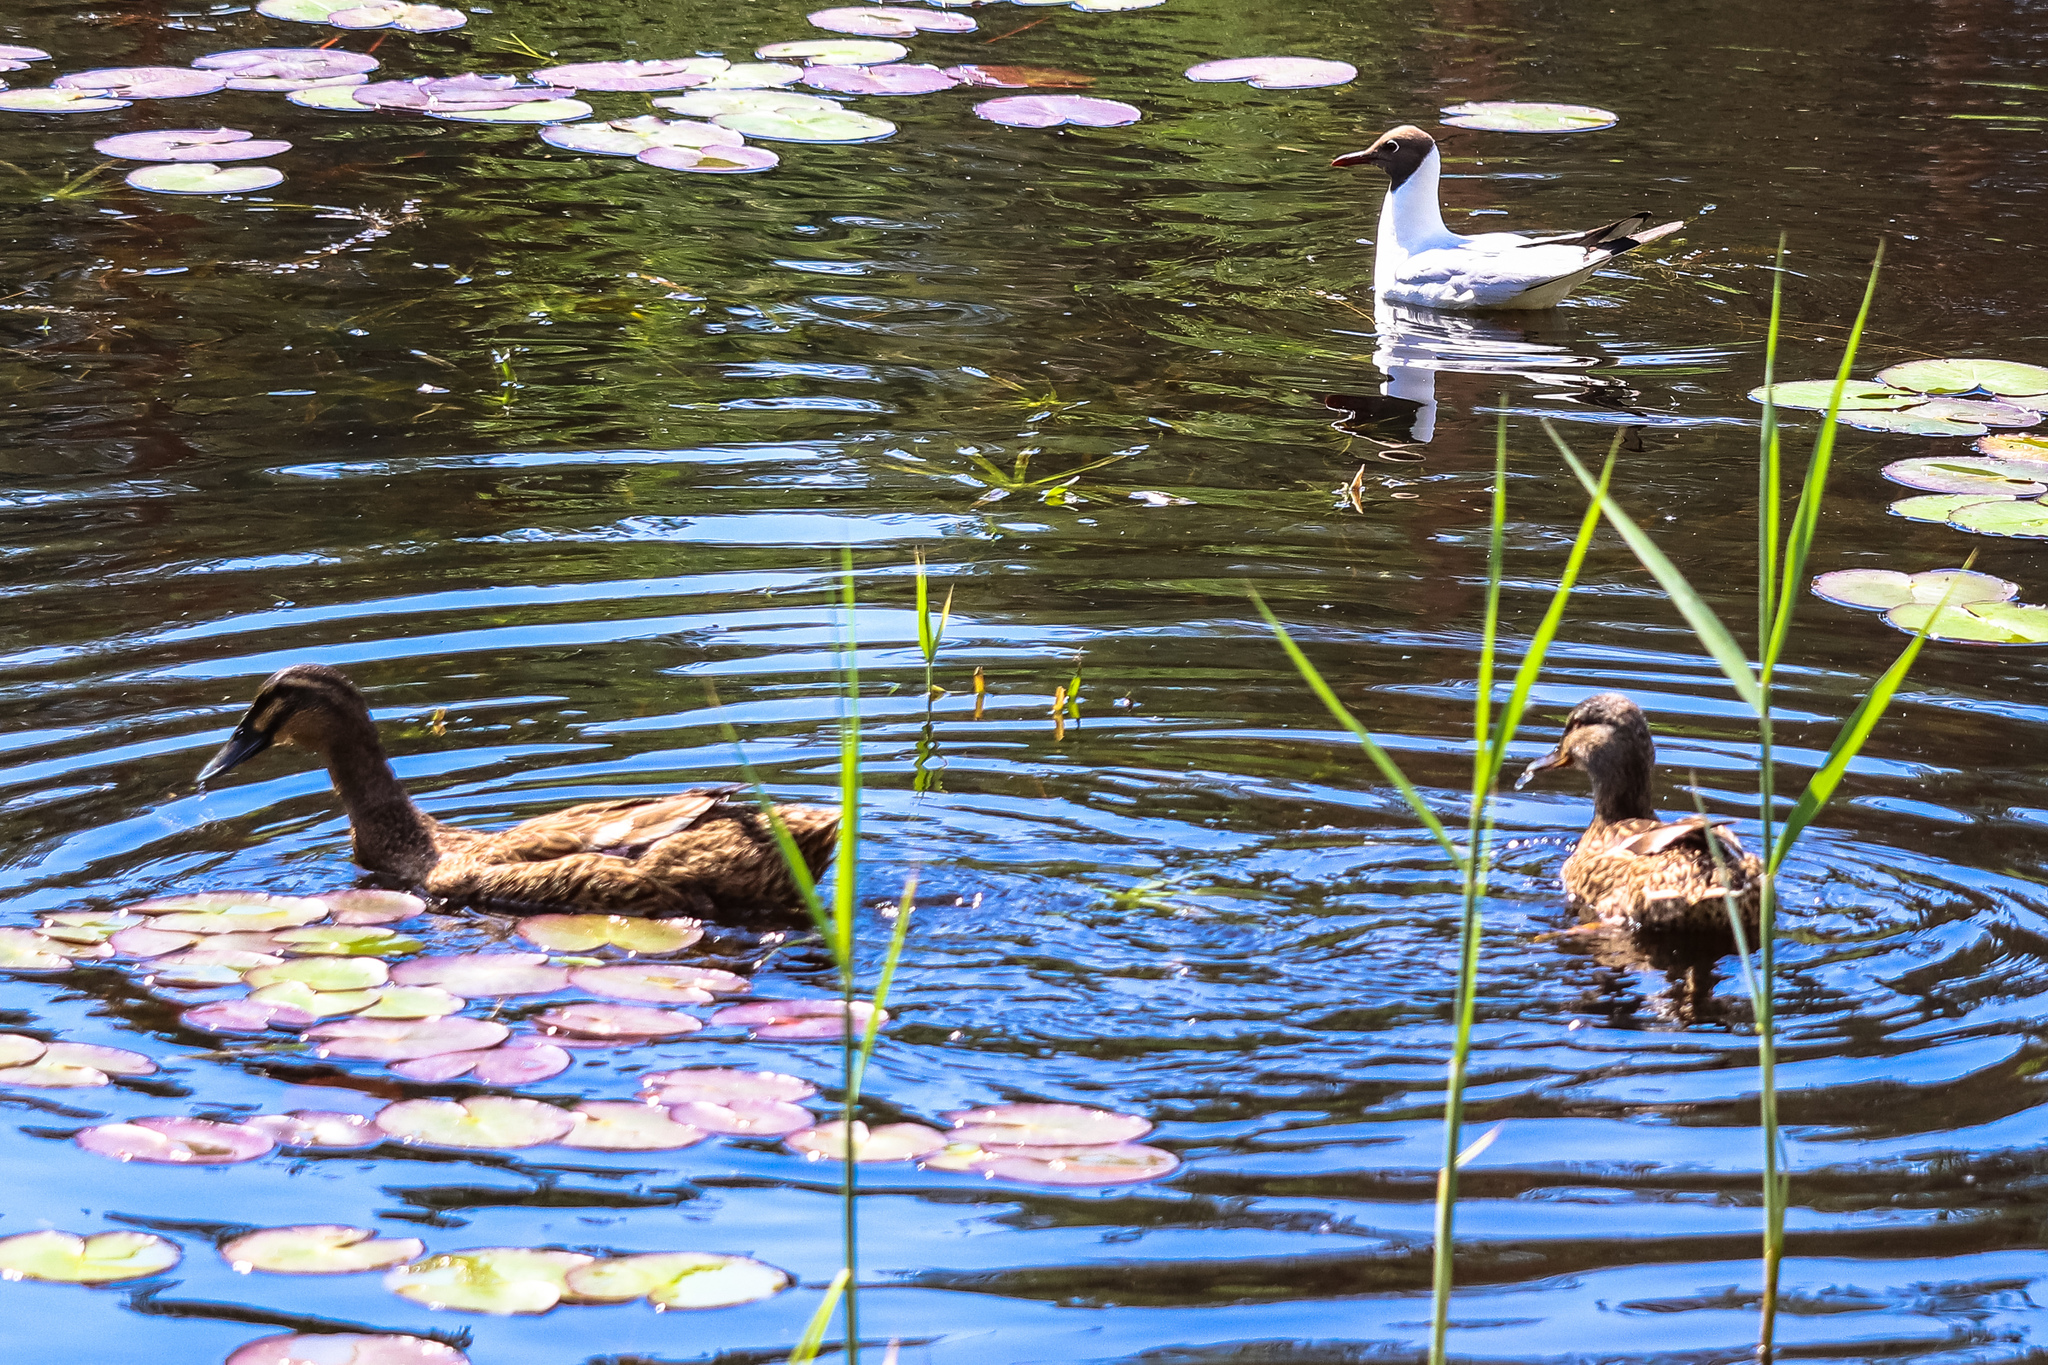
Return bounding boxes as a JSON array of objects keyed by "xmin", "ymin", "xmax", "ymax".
[
  {"xmin": 637, "ymin": 143, "xmax": 782, "ymax": 173},
  {"xmin": 515, "ymin": 912, "xmax": 705, "ymax": 954},
  {"xmin": 569, "ymin": 963, "xmax": 749, "ymax": 1004},
  {"xmin": 247, "ymin": 980, "xmax": 379, "ymax": 1019},
  {"xmin": 116, "ymin": 926, "xmax": 205, "ymax": 958},
  {"xmin": 808, "ymin": 6, "xmax": 977, "ymax": 36},
  {"xmin": 0, "ymin": 88, "xmax": 132, "ymax": 113},
  {"xmin": 0, "ymin": 927, "xmax": 81, "ymax": 970},
  {"xmin": 151, "ymin": 948, "xmax": 285, "ymax": 987},
  {"xmin": 943, "ymin": 1101, "xmax": 1152, "ymax": 1146},
  {"xmin": 980, "ymin": 1141, "xmax": 1180, "ymax": 1185},
  {"xmin": 223, "ymin": 1224, "xmax": 424, "ymax": 1274},
  {"xmin": 557, "ymin": 1101, "xmax": 708, "ymax": 1150},
  {"xmin": 536, "ymin": 1003, "xmax": 703, "ymax": 1039},
  {"xmin": 320, "ymin": 890, "xmax": 427, "ymax": 924},
  {"xmin": 390, "ymin": 952, "xmax": 569, "ymax": 996},
  {"xmin": 711, "ymin": 998, "xmax": 884, "ymax": 1039},
  {"xmin": 639, "ymin": 1067, "xmax": 818, "ymax": 1104},
  {"xmin": 358, "ymin": 986, "xmax": 466, "ymax": 1019},
  {"xmin": 246, "ymin": 1110, "xmax": 385, "ymax": 1149},
  {"xmin": 388, "ymin": 1037, "xmax": 571, "ymax": 1085},
  {"xmin": 0, "ymin": 1229, "xmax": 180, "ymax": 1283},
  {"xmin": 385, "ymin": 1247, "xmax": 590, "ymax": 1314},
  {"xmin": 193, "ymin": 48, "xmax": 380, "ymax": 91},
  {"xmin": 56, "ymin": 67, "xmax": 230, "ymax": 99},
  {"xmin": 532, "ymin": 59, "xmax": 724, "ymax": 92},
  {"xmin": 376, "ymin": 1096, "xmax": 577, "ymax": 1148},
  {"xmin": 543, "ymin": 117, "xmax": 744, "ymax": 157},
  {"xmin": 565, "ymin": 1251, "xmax": 791, "ymax": 1308},
  {"xmin": 1184, "ymin": 57, "xmax": 1356, "ymax": 90},
  {"xmin": 664, "ymin": 1097, "xmax": 815, "ymax": 1137},
  {"xmin": 356, "ymin": 74, "xmax": 572, "ymax": 112},
  {"xmin": 339, "ymin": 3, "xmax": 466, "ymax": 31},
  {"xmin": 943, "ymin": 64, "xmax": 1094, "ymax": 88},
  {"xmin": 77, "ymin": 1116, "xmax": 276, "ymax": 1165},
  {"xmin": 183, "ymin": 998, "xmax": 316, "ymax": 1033},
  {"xmin": 973, "ymin": 94, "xmax": 1141, "ymax": 128},
  {"xmin": 307, "ymin": 1015, "xmax": 510, "ymax": 1060},
  {"xmin": 757, "ymin": 38, "xmax": 908, "ymax": 65},
  {"xmin": 228, "ymin": 1335, "xmax": 468, "ymax": 1365},
  {"xmin": 0, "ymin": 47, "xmax": 52, "ymax": 63},
  {"xmin": 801, "ymin": 63, "xmax": 959, "ymax": 95},
  {"xmin": 786, "ymin": 1119, "xmax": 946, "ymax": 1162},
  {"xmin": 0, "ymin": 1042, "xmax": 157, "ymax": 1088}
]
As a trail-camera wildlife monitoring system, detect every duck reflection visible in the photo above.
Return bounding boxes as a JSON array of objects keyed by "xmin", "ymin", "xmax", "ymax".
[{"xmin": 1553, "ymin": 922, "xmax": 1747, "ymax": 1028}]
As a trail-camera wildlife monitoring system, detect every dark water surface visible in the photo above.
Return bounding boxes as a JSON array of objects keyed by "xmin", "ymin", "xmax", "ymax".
[{"xmin": 5, "ymin": 0, "xmax": 2048, "ymax": 1360}]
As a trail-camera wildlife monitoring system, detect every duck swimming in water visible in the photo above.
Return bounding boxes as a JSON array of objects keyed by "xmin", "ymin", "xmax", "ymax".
[
  {"xmin": 197, "ymin": 664, "xmax": 836, "ymax": 918},
  {"xmin": 1517, "ymin": 692, "xmax": 1762, "ymax": 932}
]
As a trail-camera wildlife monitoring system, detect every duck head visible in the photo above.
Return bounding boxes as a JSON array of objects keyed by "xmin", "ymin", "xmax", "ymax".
[
  {"xmin": 1515, "ymin": 692, "xmax": 1657, "ymax": 821},
  {"xmin": 1332, "ymin": 124, "xmax": 1436, "ymax": 189},
  {"xmin": 198, "ymin": 663, "xmax": 376, "ymax": 783}
]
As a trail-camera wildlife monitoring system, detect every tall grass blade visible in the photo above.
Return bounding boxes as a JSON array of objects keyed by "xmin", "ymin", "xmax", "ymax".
[
  {"xmin": 850, "ymin": 876, "xmax": 917, "ymax": 1107},
  {"xmin": 788, "ymin": 1268, "xmax": 852, "ymax": 1365}
]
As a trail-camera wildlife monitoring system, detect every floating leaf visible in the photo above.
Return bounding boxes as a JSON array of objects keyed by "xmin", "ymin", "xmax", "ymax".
[
  {"xmin": 1184, "ymin": 57, "xmax": 1356, "ymax": 90},
  {"xmin": 274, "ymin": 924, "xmax": 424, "ymax": 957},
  {"xmin": 1810, "ymin": 567, "xmax": 2015, "ymax": 611},
  {"xmin": 756, "ymin": 39, "xmax": 910, "ymax": 66},
  {"xmin": 943, "ymin": 1101, "xmax": 1153, "ymax": 1146},
  {"xmin": 228, "ymin": 1334, "xmax": 467, "ymax": 1365},
  {"xmin": 56, "ymin": 67, "xmax": 229, "ymax": 100},
  {"xmin": 536, "ymin": 1003, "xmax": 703, "ymax": 1039},
  {"xmin": 308, "ymin": 1015, "xmax": 510, "ymax": 1060},
  {"xmin": 248, "ymin": 956, "xmax": 389, "ymax": 992},
  {"xmin": 1439, "ymin": 100, "xmax": 1618, "ymax": 132},
  {"xmin": 183, "ymin": 999, "xmax": 315, "ymax": 1033},
  {"xmin": 249, "ymin": 980, "xmax": 380, "ymax": 1019},
  {"xmin": 77, "ymin": 1116, "xmax": 276, "ymax": 1165},
  {"xmin": 0, "ymin": 927, "xmax": 79, "ymax": 970},
  {"xmin": 1977, "ymin": 433, "xmax": 2048, "ymax": 461},
  {"xmin": 808, "ymin": 6, "xmax": 977, "ymax": 36},
  {"xmin": 358, "ymin": 985, "xmax": 466, "ymax": 1019},
  {"xmin": 1876, "ymin": 357, "xmax": 2048, "ymax": 397},
  {"xmin": 385, "ymin": 1247, "xmax": 592, "ymax": 1314},
  {"xmin": 389, "ymin": 1037, "xmax": 571, "ymax": 1084},
  {"xmin": 973, "ymin": 94, "xmax": 1142, "ymax": 128},
  {"xmin": 430, "ymin": 99, "xmax": 594, "ymax": 125},
  {"xmin": 1949, "ymin": 499, "xmax": 2048, "ymax": 539},
  {"xmin": 0, "ymin": 1040, "xmax": 151, "ymax": 1089},
  {"xmin": 557, "ymin": 1101, "xmax": 708, "ymax": 1150},
  {"xmin": 224, "ymin": 1225, "xmax": 424, "ymax": 1275},
  {"xmin": 710, "ymin": 998, "xmax": 883, "ymax": 1039},
  {"xmin": 290, "ymin": 85, "xmax": 372, "ymax": 111},
  {"xmin": 656, "ymin": 90, "xmax": 841, "ymax": 119},
  {"xmin": 0, "ymin": 1230, "xmax": 180, "ymax": 1283},
  {"xmin": 114, "ymin": 925, "xmax": 201, "ymax": 958},
  {"xmin": 641, "ymin": 1067, "xmax": 818, "ymax": 1104},
  {"xmin": 802, "ymin": 63, "xmax": 959, "ymax": 95},
  {"xmin": 0, "ymin": 1034, "xmax": 45, "ymax": 1066},
  {"xmin": 38, "ymin": 911, "xmax": 142, "ymax": 945},
  {"xmin": 246, "ymin": 1110, "xmax": 384, "ymax": 1149},
  {"xmin": 390, "ymin": 952, "xmax": 568, "ymax": 996},
  {"xmin": 516, "ymin": 912, "xmax": 706, "ymax": 954},
  {"xmin": 664, "ymin": 1097, "xmax": 815, "ymax": 1136},
  {"xmin": 1886, "ymin": 601, "xmax": 2048, "ymax": 645},
  {"xmin": 1068, "ymin": 0, "xmax": 1166, "ymax": 8},
  {"xmin": 1746, "ymin": 379, "xmax": 1921, "ymax": 411},
  {"xmin": 152, "ymin": 948, "xmax": 284, "ymax": 987},
  {"xmin": 713, "ymin": 103, "xmax": 896, "ymax": 143},
  {"xmin": 942, "ymin": 64, "xmax": 1094, "ymax": 89},
  {"xmin": 1840, "ymin": 398, "xmax": 2041, "ymax": 436},
  {"xmin": 570, "ymin": 963, "xmax": 747, "ymax": 1004},
  {"xmin": 357, "ymin": 74, "xmax": 572, "ymax": 112},
  {"xmin": 1888, "ymin": 493, "xmax": 2014, "ymax": 523},
  {"xmin": 978, "ymin": 1141, "xmax": 1180, "ymax": 1185},
  {"xmin": 0, "ymin": 88, "xmax": 131, "ymax": 113},
  {"xmin": 193, "ymin": 48, "xmax": 380, "ymax": 90},
  {"xmin": 787, "ymin": 1119, "xmax": 946, "ymax": 1162},
  {"xmin": 260, "ymin": 0, "xmax": 465, "ymax": 29},
  {"xmin": 376, "ymin": 1096, "xmax": 577, "ymax": 1149},
  {"xmin": 0, "ymin": 47, "xmax": 52, "ymax": 63},
  {"xmin": 698, "ymin": 62, "xmax": 806, "ymax": 90},
  {"xmin": 638, "ymin": 143, "xmax": 782, "ymax": 173},
  {"xmin": 320, "ymin": 890, "xmax": 427, "ymax": 924},
  {"xmin": 533, "ymin": 59, "xmax": 725, "ymax": 92},
  {"xmin": 1883, "ymin": 454, "xmax": 2048, "ymax": 496},
  {"xmin": 565, "ymin": 1252, "xmax": 790, "ymax": 1308}
]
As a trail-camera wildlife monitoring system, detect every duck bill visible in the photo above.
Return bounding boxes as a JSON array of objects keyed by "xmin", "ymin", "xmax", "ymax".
[
  {"xmin": 1515, "ymin": 749, "xmax": 1567, "ymax": 790},
  {"xmin": 198, "ymin": 722, "xmax": 271, "ymax": 785},
  {"xmin": 1331, "ymin": 148, "xmax": 1378, "ymax": 168}
]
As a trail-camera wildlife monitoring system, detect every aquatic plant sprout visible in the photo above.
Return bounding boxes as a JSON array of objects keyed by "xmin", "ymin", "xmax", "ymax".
[
  {"xmin": 974, "ymin": 94, "xmax": 1142, "ymax": 127},
  {"xmin": 1439, "ymin": 100, "xmax": 1619, "ymax": 131},
  {"xmin": 1184, "ymin": 57, "xmax": 1356, "ymax": 89}
]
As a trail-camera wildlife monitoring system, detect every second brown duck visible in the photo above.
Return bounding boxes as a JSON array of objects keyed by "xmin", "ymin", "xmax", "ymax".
[
  {"xmin": 1517, "ymin": 693, "xmax": 1763, "ymax": 932},
  {"xmin": 197, "ymin": 664, "xmax": 836, "ymax": 918}
]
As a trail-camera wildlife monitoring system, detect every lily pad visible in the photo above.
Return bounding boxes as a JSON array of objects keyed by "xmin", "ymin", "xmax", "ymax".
[
  {"xmin": 320, "ymin": 890, "xmax": 427, "ymax": 924},
  {"xmin": 756, "ymin": 39, "xmax": 909, "ymax": 66},
  {"xmin": 979, "ymin": 1141, "xmax": 1180, "ymax": 1185},
  {"xmin": 223, "ymin": 1225, "xmax": 424, "ymax": 1275},
  {"xmin": 390, "ymin": 952, "xmax": 568, "ymax": 996},
  {"xmin": 228, "ymin": 1335, "xmax": 467, "ymax": 1365},
  {"xmin": 1889, "ymin": 493, "xmax": 2014, "ymax": 523},
  {"xmin": 639, "ymin": 143, "xmax": 782, "ymax": 173},
  {"xmin": 131, "ymin": 890, "xmax": 328, "ymax": 919},
  {"xmin": 274, "ymin": 924, "xmax": 424, "ymax": 957},
  {"xmin": 570, "ymin": 963, "xmax": 748, "ymax": 1003},
  {"xmin": 385, "ymin": 1247, "xmax": 593, "ymax": 1314},
  {"xmin": 943, "ymin": 64, "xmax": 1094, "ymax": 89},
  {"xmin": 809, "ymin": 6, "xmax": 977, "ymax": 36},
  {"xmin": 1840, "ymin": 398, "xmax": 2041, "ymax": 436},
  {"xmin": 943, "ymin": 1101, "xmax": 1153, "ymax": 1146},
  {"xmin": 1883, "ymin": 454, "xmax": 2048, "ymax": 496},
  {"xmin": 714, "ymin": 103, "xmax": 896, "ymax": 143},
  {"xmin": 532, "ymin": 59, "xmax": 725, "ymax": 92},
  {"xmin": 517, "ymin": 912, "xmax": 706, "ymax": 954},
  {"xmin": 194, "ymin": 48, "xmax": 380, "ymax": 91},
  {"xmin": 357, "ymin": 74, "xmax": 572, "ymax": 112},
  {"xmin": 359, "ymin": 986, "xmax": 466, "ymax": 1019},
  {"xmin": 699, "ymin": 62, "xmax": 807, "ymax": 90},
  {"xmin": 656, "ymin": 90, "xmax": 842, "ymax": 119},
  {"xmin": 38, "ymin": 911, "xmax": 143, "ymax": 945},
  {"xmin": 249, "ymin": 980, "xmax": 381, "ymax": 1018},
  {"xmin": 56, "ymin": 67, "xmax": 229, "ymax": 100},
  {"xmin": 0, "ymin": 1034, "xmax": 45, "ymax": 1066},
  {"xmin": 114, "ymin": 925, "xmax": 202, "ymax": 958},
  {"xmin": 97, "ymin": 128, "xmax": 292, "ymax": 163},
  {"xmin": 664, "ymin": 1097, "xmax": 816, "ymax": 1136},
  {"xmin": 152, "ymin": 947, "xmax": 284, "ymax": 987},
  {"xmin": 248, "ymin": 956, "xmax": 388, "ymax": 992},
  {"xmin": 290, "ymin": 85, "xmax": 372, "ymax": 111},
  {"xmin": 557, "ymin": 1101, "xmax": 708, "ymax": 1150},
  {"xmin": 1747, "ymin": 379, "xmax": 1922, "ymax": 411},
  {"xmin": 307, "ymin": 1015, "xmax": 510, "ymax": 1060},
  {"xmin": 1811, "ymin": 567, "xmax": 2016, "ymax": 611},
  {"xmin": 376, "ymin": 1096, "xmax": 577, "ymax": 1149},
  {"xmin": 641, "ymin": 1068, "xmax": 818, "ymax": 1104},
  {"xmin": 711, "ymin": 998, "xmax": 883, "ymax": 1039},
  {"xmin": 258, "ymin": 0, "xmax": 466, "ymax": 30},
  {"xmin": 565, "ymin": 1252, "xmax": 790, "ymax": 1308},
  {"xmin": 246, "ymin": 1110, "xmax": 384, "ymax": 1149},
  {"xmin": 1950, "ymin": 499, "xmax": 2048, "ymax": 539},
  {"xmin": 0, "ymin": 88, "xmax": 131, "ymax": 113},
  {"xmin": 183, "ymin": 999, "xmax": 316, "ymax": 1033},
  {"xmin": 77, "ymin": 1116, "xmax": 276, "ymax": 1165},
  {"xmin": 536, "ymin": 1003, "xmax": 703, "ymax": 1039},
  {"xmin": 0, "ymin": 47, "xmax": 52, "ymax": 63},
  {"xmin": 1976, "ymin": 433, "xmax": 2048, "ymax": 461},
  {"xmin": 388, "ymin": 1037, "xmax": 571, "ymax": 1084},
  {"xmin": 1439, "ymin": 100, "xmax": 1618, "ymax": 132},
  {"xmin": 1184, "ymin": 57, "xmax": 1356, "ymax": 90},
  {"xmin": 1886, "ymin": 601, "xmax": 2048, "ymax": 645},
  {"xmin": 787, "ymin": 1119, "xmax": 947, "ymax": 1162},
  {"xmin": 0, "ymin": 1230, "xmax": 180, "ymax": 1283},
  {"xmin": 1067, "ymin": 0, "xmax": 1166, "ymax": 8},
  {"xmin": 802, "ymin": 63, "xmax": 959, "ymax": 95},
  {"xmin": 431, "ymin": 99, "xmax": 594, "ymax": 125},
  {"xmin": 973, "ymin": 94, "xmax": 1142, "ymax": 128},
  {"xmin": 0, "ymin": 927, "xmax": 79, "ymax": 970},
  {"xmin": 1876, "ymin": 357, "xmax": 2048, "ymax": 397},
  {"xmin": 0, "ymin": 1042, "xmax": 155, "ymax": 1090}
]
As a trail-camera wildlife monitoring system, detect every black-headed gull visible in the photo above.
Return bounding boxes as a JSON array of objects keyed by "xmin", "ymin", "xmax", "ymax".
[{"xmin": 1334, "ymin": 124, "xmax": 1683, "ymax": 311}]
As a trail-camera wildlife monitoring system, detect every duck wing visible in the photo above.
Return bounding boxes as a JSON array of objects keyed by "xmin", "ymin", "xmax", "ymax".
[
  {"xmin": 1604, "ymin": 815, "xmax": 1745, "ymax": 859},
  {"xmin": 483, "ymin": 786, "xmax": 743, "ymax": 863}
]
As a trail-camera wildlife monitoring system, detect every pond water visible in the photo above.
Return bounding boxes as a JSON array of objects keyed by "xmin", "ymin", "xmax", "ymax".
[{"xmin": 5, "ymin": 0, "xmax": 2048, "ymax": 1360}]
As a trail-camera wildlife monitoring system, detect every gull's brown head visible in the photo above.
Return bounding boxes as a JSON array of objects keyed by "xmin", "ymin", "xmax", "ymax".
[
  {"xmin": 197, "ymin": 664, "xmax": 374, "ymax": 784},
  {"xmin": 1332, "ymin": 124, "xmax": 1436, "ymax": 189}
]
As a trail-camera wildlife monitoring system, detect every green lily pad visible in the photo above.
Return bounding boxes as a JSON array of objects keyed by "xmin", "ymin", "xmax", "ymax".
[
  {"xmin": 1841, "ymin": 397, "xmax": 2041, "ymax": 436},
  {"xmin": 565, "ymin": 1252, "xmax": 790, "ymax": 1308},
  {"xmin": 1810, "ymin": 567, "xmax": 2015, "ymax": 611},
  {"xmin": 517, "ymin": 913, "xmax": 705, "ymax": 954},
  {"xmin": 429, "ymin": 99, "xmax": 592, "ymax": 124},
  {"xmin": 0, "ymin": 927, "xmax": 77, "ymax": 969},
  {"xmin": 756, "ymin": 38, "xmax": 908, "ymax": 65},
  {"xmin": 1439, "ymin": 100, "xmax": 1619, "ymax": 132},
  {"xmin": 1883, "ymin": 455, "xmax": 2048, "ymax": 496},
  {"xmin": 655, "ymin": 89, "xmax": 841, "ymax": 119},
  {"xmin": 699, "ymin": 62, "xmax": 806, "ymax": 90},
  {"xmin": 290, "ymin": 85, "xmax": 371, "ymax": 110},
  {"xmin": 276, "ymin": 925, "xmax": 423, "ymax": 957},
  {"xmin": 150, "ymin": 948, "xmax": 283, "ymax": 987},
  {"xmin": 556, "ymin": 1101, "xmax": 708, "ymax": 1150},
  {"xmin": 0, "ymin": 1230, "xmax": 180, "ymax": 1283},
  {"xmin": 375, "ymin": 1096, "xmax": 578, "ymax": 1149},
  {"xmin": 0, "ymin": 88, "xmax": 131, "ymax": 113},
  {"xmin": 126, "ymin": 162, "xmax": 285, "ymax": 195},
  {"xmin": 357, "ymin": 985, "xmax": 466, "ymax": 1019},
  {"xmin": 1888, "ymin": 493, "xmax": 2014, "ymax": 522},
  {"xmin": 1977, "ymin": 433, "xmax": 2048, "ymax": 461},
  {"xmin": 38, "ymin": 911, "xmax": 142, "ymax": 945},
  {"xmin": 1886, "ymin": 601, "xmax": 2048, "ymax": 644},
  {"xmin": 1946, "ymin": 497, "xmax": 2048, "ymax": 538},
  {"xmin": 249, "ymin": 980, "xmax": 381, "ymax": 1018},
  {"xmin": 713, "ymin": 104, "xmax": 896, "ymax": 143},
  {"xmin": 1965, "ymin": 601, "xmax": 2048, "ymax": 640},
  {"xmin": 1876, "ymin": 357, "xmax": 2048, "ymax": 397},
  {"xmin": 385, "ymin": 1247, "xmax": 593, "ymax": 1314},
  {"xmin": 222, "ymin": 1225, "xmax": 425, "ymax": 1274},
  {"xmin": 247, "ymin": 956, "xmax": 388, "ymax": 992},
  {"xmin": 1747, "ymin": 379, "xmax": 1921, "ymax": 411}
]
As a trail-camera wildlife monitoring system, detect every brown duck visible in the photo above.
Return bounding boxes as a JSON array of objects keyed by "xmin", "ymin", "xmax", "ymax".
[
  {"xmin": 1517, "ymin": 693, "xmax": 1763, "ymax": 932},
  {"xmin": 197, "ymin": 664, "xmax": 837, "ymax": 918}
]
